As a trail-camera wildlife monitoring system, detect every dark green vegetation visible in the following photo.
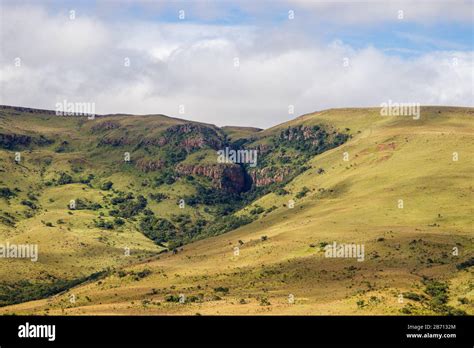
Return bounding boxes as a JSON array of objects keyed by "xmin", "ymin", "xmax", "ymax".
[
  {"xmin": 0, "ymin": 269, "xmax": 109, "ymax": 307},
  {"xmin": 401, "ymin": 279, "xmax": 467, "ymax": 315}
]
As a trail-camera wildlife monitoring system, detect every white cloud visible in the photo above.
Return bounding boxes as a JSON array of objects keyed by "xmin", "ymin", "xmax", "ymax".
[
  {"xmin": 0, "ymin": 4, "xmax": 472, "ymax": 128},
  {"xmin": 287, "ymin": 0, "xmax": 473, "ymax": 24}
]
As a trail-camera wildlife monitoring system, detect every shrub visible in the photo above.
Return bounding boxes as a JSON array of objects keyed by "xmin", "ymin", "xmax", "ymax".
[
  {"xmin": 356, "ymin": 300, "xmax": 365, "ymax": 309},
  {"xmin": 21, "ymin": 200, "xmax": 38, "ymax": 210},
  {"xmin": 402, "ymin": 292, "xmax": 424, "ymax": 302},
  {"xmin": 0, "ymin": 187, "xmax": 16, "ymax": 199},
  {"xmin": 80, "ymin": 174, "xmax": 95, "ymax": 184},
  {"xmin": 57, "ymin": 172, "xmax": 73, "ymax": 185},
  {"xmin": 133, "ymin": 269, "xmax": 151, "ymax": 280},
  {"xmin": 456, "ymin": 257, "xmax": 474, "ymax": 270},
  {"xmin": 214, "ymin": 287, "xmax": 229, "ymax": 294},
  {"xmin": 149, "ymin": 192, "xmax": 168, "ymax": 203},
  {"xmin": 250, "ymin": 206, "xmax": 265, "ymax": 215},
  {"xmin": 70, "ymin": 198, "xmax": 102, "ymax": 211},
  {"xmin": 114, "ymin": 217, "xmax": 125, "ymax": 226},
  {"xmin": 109, "ymin": 195, "xmax": 147, "ymax": 218},
  {"xmin": 275, "ymin": 188, "xmax": 288, "ymax": 196},
  {"xmin": 165, "ymin": 294, "xmax": 181, "ymax": 303},
  {"xmin": 101, "ymin": 181, "xmax": 113, "ymax": 191},
  {"xmin": 94, "ymin": 219, "xmax": 114, "ymax": 230},
  {"xmin": 139, "ymin": 216, "xmax": 176, "ymax": 244},
  {"xmin": 296, "ymin": 186, "xmax": 310, "ymax": 199}
]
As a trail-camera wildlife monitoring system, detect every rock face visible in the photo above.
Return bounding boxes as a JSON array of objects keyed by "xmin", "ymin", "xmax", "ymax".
[
  {"xmin": 280, "ymin": 125, "xmax": 323, "ymax": 141},
  {"xmin": 0, "ymin": 105, "xmax": 57, "ymax": 115},
  {"xmin": 136, "ymin": 158, "xmax": 165, "ymax": 172},
  {"xmin": 0, "ymin": 132, "xmax": 53, "ymax": 150},
  {"xmin": 139, "ymin": 123, "xmax": 224, "ymax": 152},
  {"xmin": 99, "ymin": 136, "xmax": 133, "ymax": 146},
  {"xmin": 162, "ymin": 124, "xmax": 224, "ymax": 152},
  {"xmin": 249, "ymin": 167, "xmax": 292, "ymax": 187},
  {"xmin": 176, "ymin": 163, "xmax": 247, "ymax": 193},
  {"xmin": 0, "ymin": 133, "xmax": 32, "ymax": 149}
]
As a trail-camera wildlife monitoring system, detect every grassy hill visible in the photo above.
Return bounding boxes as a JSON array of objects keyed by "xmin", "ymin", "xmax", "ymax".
[{"xmin": 0, "ymin": 106, "xmax": 472, "ymax": 315}]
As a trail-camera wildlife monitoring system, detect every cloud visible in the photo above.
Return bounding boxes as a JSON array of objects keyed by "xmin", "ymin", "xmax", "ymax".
[
  {"xmin": 286, "ymin": 0, "xmax": 473, "ymax": 24},
  {"xmin": 0, "ymin": 3, "xmax": 472, "ymax": 128}
]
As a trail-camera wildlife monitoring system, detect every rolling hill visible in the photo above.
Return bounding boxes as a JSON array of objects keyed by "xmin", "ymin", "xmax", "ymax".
[{"xmin": 0, "ymin": 105, "xmax": 472, "ymax": 315}]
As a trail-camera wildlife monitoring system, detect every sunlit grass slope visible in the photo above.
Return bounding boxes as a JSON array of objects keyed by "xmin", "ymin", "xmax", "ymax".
[{"xmin": 2, "ymin": 107, "xmax": 472, "ymax": 315}]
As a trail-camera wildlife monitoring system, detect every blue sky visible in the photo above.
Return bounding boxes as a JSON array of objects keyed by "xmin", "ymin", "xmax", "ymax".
[
  {"xmin": 1, "ymin": 0, "xmax": 472, "ymax": 127},
  {"xmin": 37, "ymin": 0, "xmax": 473, "ymax": 52}
]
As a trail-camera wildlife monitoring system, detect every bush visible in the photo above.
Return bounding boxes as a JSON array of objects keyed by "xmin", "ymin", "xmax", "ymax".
[
  {"xmin": 94, "ymin": 219, "xmax": 114, "ymax": 230},
  {"xmin": 356, "ymin": 300, "xmax": 365, "ymax": 309},
  {"xmin": 250, "ymin": 206, "xmax": 265, "ymax": 215},
  {"xmin": 109, "ymin": 195, "xmax": 147, "ymax": 218},
  {"xmin": 133, "ymin": 269, "xmax": 151, "ymax": 280},
  {"xmin": 296, "ymin": 186, "xmax": 310, "ymax": 199},
  {"xmin": 402, "ymin": 292, "xmax": 424, "ymax": 302},
  {"xmin": 80, "ymin": 173, "xmax": 95, "ymax": 184},
  {"xmin": 165, "ymin": 294, "xmax": 181, "ymax": 303},
  {"xmin": 21, "ymin": 200, "xmax": 38, "ymax": 210},
  {"xmin": 139, "ymin": 216, "xmax": 176, "ymax": 244},
  {"xmin": 114, "ymin": 217, "xmax": 125, "ymax": 226},
  {"xmin": 154, "ymin": 172, "xmax": 176, "ymax": 186},
  {"xmin": 456, "ymin": 257, "xmax": 474, "ymax": 270},
  {"xmin": 57, "ymin": 172, "xmax": 73, "ymax": 185},
  {"xmin": 70, "ymin": 198, "xmax": 102, "ymax": 211},
  {"xmin": 0, "ymin": 187, "xmax": 16, "ymax": 199},
  {"xmin": 214, "ymin": 287, "xmax": 229, "ymax": 294},
  {"xmin": 275, "ymin": 188, "xmax": 288, "ymax": 196},
  {"xmin": 424, "ymin": 280, "xmax": 448, "ymax": 299},
  {"xmin": 149, "ymin": 192, "xmax": 168, "ymax": 203},
  {"xmin": 101, "ymin": 181, "xmax": 113, "ymax": 190}
]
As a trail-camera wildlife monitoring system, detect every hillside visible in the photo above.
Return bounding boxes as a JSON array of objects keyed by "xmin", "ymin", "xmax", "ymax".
[
  {"xmin": 0, "ymin": 104, "xmax": 348, "ymax": 307},
  {"xmin": 0, "ymin": 106, "xmax": 472, "ymax": 315}
]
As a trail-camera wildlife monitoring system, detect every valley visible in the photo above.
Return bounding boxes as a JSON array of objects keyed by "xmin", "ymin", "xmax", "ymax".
[{"xmin": 0, "ymin": 105, "xmax": 472, "ymax": 315}]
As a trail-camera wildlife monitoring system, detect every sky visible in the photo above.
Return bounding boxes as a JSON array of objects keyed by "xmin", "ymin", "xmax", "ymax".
[{"xmin": 0, "ymin": 0, "xmax": 472, "ymax": 128}]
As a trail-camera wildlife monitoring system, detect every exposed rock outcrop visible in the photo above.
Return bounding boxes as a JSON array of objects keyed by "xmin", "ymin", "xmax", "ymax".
[
  {"xmin": 99, "ymin": 136, "xmax": 133, "ymax": 146},
  {"xmin": 0, "ymin": 105, "xmax": 58, "ymax": 115},
  {"xmin": 249, "ymin": 167, "xmax": 292, "ymax": 187},
  {"xmin": 136, "ymin": 158, "xmax": 166, "ymax": 172},
  {"xmin": 0, "ymin": 132, "xmax": 53, "ymax": 150},
  {"xmin": 162, "ymin": 123, "xmax": 224, "ymax": 151},
  {"xmin": 176, "ymin": 163, "xmax": 246, "ymax": 193}
]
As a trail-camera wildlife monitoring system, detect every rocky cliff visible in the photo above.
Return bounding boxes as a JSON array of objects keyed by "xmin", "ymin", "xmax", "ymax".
[{"xmin": 176, "ymin": 163, "xmax": 247, "ymax": 193}]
